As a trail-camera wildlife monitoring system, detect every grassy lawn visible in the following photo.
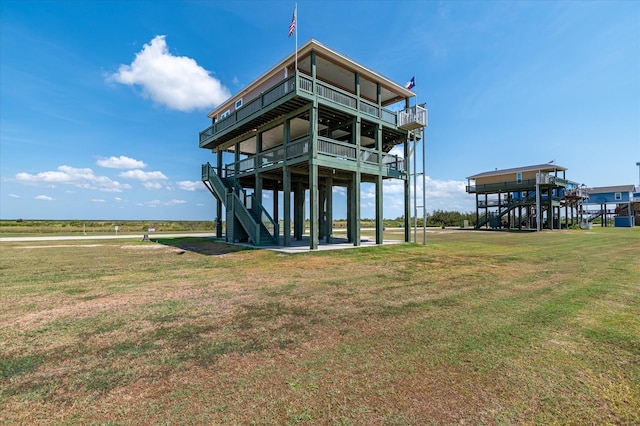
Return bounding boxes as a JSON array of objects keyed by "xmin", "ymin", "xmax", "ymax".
[{"xmin": 1, "ymin": 228, "xmax": 638, "ymax": 424}]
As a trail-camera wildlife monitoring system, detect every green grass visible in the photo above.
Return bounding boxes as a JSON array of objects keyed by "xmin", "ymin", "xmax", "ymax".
[
  {"xmin": 0, "ymin": 227, "xmax": 638, "ymax": 424},
  {"xmin": 0, "ymin": 219, "xmax": 217, "ymax": 237}
]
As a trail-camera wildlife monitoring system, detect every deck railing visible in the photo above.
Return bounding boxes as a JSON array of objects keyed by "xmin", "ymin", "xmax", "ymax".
[
  {"xmin": 382, "ymin": 152, "xmax": 405, "ymax": 172},
  {"xmin": 467, "ymin": 176, "xmax": 570, "ymax": 194},
  {"xmin": 223, "ymin": 136, "xmax": 404, "ymax": 178},
  {"xmin": 200, "ymin": 72, "xmax": 401, "ymax": 145},
  {"xmin": 199, "ymin": 75, "xmax": 296, "ymax": 145},
  {"xmin": 467, "ymin": 179, "xmax": 538, "ymax": 193},
  {"xmin": 317, "ymin": 82, "xmax": 357, "ymax": 109},
  {"xmin": 318, "ymin": 137, "xmax": 357, "ymax": 160},
  {"xmin": 398, "ymin": 105, "xmax": 428, "ymax": 130}
]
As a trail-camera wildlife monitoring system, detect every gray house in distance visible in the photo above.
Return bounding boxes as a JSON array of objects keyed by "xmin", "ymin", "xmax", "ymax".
[
  {"xmin": 199, "ymin": 40, "xmax": 427, "ymax": 249},
  {"xmin": 582, "ymin": 185, "xmax": 638, "ymax": 227}
]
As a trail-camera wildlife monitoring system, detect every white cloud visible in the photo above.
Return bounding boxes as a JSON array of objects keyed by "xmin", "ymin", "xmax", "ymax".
[
  {"xmin": 9, "ymin": 194, "xmax": 19, "ymax": 198},
  {"xmin": 361, "ymin": 185, "xmax": 376, "ymax": 200},
  {"xmin": 119, "ymin": 169, "xmax": 168, "ymax": 190},
  {"xmin": 15, "ymin": 166, "xmax": 131, "ymax": 193},
  {"xmin": 142, "ymin": 182, "xmax": 164, "ymax": 190},
  {"xmin": 176, "ymin": 180, "xmax": 204, "ymax": 191},
  {"xmin": 97, "ymin": 155, "xmax": 146, "ymax": 169},
  {"xmin": 91, "ymin": 198, "xmax": 106, "ymax": 203},
  {"xmin": 119, "ymin": 169, "xmax": 168, "ymax": 182},
  {"xmin": 35, "ymin": 195, "xmax": 53, "ymax": 201},
  {"xmin": 378, "ymin": 176, "xmax": 475, "ymax": 218},
  {"xmin": 165, "ymin": 199, "xmax": 186, "ymax": 206},
  {"xmin": 108, "ymin": 35, "xmax": 230, "ymax": 112}
]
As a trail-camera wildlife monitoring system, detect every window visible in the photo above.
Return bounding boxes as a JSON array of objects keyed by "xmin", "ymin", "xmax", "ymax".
[
  {"xmin": 615, "ymin": 192, "xmax": 622, "ymax": 200},
  {"xmin": 516, "ymin": 172, "xmax": 522, "ymax": 184},
  {"xmin": 235, "ymin": 98, "xmax": 243, "ymax": 109},
  {"xmin": 220, "ymin": 110, "xmax": 231, "ymax": 120}
]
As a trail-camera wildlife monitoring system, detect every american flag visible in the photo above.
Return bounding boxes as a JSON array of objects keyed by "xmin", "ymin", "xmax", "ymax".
[{"xmin": 288, "ymin": 5, "xmax": 297, "ymax": 37}]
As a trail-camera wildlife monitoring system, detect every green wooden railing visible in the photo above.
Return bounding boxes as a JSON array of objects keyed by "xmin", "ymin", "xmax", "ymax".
[
  {"xmin": 222, "ymin": 136, "xmax": 404, "ymax": 179},
  {"xmin": 199, "ymin": 72, "xmax": 399, "ymax": 147}
]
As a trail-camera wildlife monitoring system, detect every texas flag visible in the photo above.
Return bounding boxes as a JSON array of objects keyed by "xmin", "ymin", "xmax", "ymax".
[{"xmin": 405, "ymin": 76, "xmax": 415, "ymax": 90}]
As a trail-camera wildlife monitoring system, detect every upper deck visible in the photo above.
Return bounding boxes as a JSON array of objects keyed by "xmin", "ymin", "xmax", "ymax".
[
  {"xmin": 199, "ymin": 39, "xmax": 425, "ymax": 153},
  {"xmin": 199, "ymin": 71, "xmax": 426, "ymax": 152}
]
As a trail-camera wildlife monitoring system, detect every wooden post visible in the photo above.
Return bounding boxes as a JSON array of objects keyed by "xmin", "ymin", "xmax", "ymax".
[
  {"xmin": 326, "ymin": 176, "xmax": 333, "ymax": 243},
  {"xmin": 375, "ymin": 122, "xmax": 384, "ymax": 245},
  {"xmin": 216, "ymin": 151, "xmax": 223, "ymax": 238},
  {"xmin": 284, "ymin": 168, "xmax": 291, "ymax": 246},
  {"xmin": 318, "ymin": 184, "xmax": 325, "ymax": 240},
  {"xmin": 404, "ymin": 99, "xmax": 411, "ymax": 242},
  {"xmin": 347, "ymin": 180, "xmax": 353, "ymax": 243}
]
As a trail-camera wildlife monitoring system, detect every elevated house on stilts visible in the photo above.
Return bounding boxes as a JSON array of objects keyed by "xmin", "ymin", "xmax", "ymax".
[
  {"xmin": 199, "ymin": 40, "xmax": 427, "ymax": 249},
  {"xmin": 466, "ymin": 164, "xmax": 588, "ymax": 230}
]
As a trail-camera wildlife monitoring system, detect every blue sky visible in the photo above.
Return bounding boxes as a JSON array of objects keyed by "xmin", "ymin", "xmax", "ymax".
[{"xmin": 1, "ymin": 0, "xmax": 638, "ymax": 221}]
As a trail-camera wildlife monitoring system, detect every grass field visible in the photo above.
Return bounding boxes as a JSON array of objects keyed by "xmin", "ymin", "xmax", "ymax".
[{"xmin": 1, "ymin": 228, "xmax": 638, "ymax": 424}]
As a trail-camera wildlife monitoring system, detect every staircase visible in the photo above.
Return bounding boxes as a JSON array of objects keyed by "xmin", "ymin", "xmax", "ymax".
[
  {"xmin": 475, "ymin": 193, "xmax": 537, "ymax": 229},
  {"xmin": 585, "ymin": 210, "xmax": 603, "ymax": 222},
  {"xmin": 202, "ymin": 163, "xmax": 279, "ymax": 246}
]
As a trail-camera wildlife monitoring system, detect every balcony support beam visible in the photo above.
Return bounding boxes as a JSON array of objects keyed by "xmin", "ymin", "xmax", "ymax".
[
  {"xmin": 309, "ymin": 99, "xmax": 319, "ymax": 250},
  {"xmin": 352, "ymin": 113, "xmax": 362, "ymax": 247},
  {"xmin": 283, "ymin": 167, "xmax": 291, "ymax": 246},
  {"xmin": 216, "ymin": 151, "xmax": 224, "ymax": 238}
]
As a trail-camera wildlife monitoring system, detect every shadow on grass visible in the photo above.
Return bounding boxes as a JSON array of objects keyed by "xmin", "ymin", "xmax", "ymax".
[{"xmin": 151, "ymin": 237, "xmax": 253, "ymax": 256}]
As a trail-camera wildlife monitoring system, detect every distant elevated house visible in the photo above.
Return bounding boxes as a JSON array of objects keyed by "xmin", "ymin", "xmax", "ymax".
[
  {"xmin": 582, "ymin": 185, "xmax": 637, "ymax": 227},
  {"xmin": 199, "ymin": 39, "xmax": 427, "ymax": 249},
  {"xmin": 466, "ymin": 163, "xmax": 587, "ymax": 230}
]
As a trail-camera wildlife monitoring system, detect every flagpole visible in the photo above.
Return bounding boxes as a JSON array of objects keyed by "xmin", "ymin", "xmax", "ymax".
[{"xmin": 295, "ymin": 2, "xmax": 298, "ymax": 71}]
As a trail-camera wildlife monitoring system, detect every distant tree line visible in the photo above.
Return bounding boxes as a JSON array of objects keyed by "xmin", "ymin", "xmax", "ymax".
[{"xmin": 384, "ymin": 210, "xmax": 476, "ymax": 227}]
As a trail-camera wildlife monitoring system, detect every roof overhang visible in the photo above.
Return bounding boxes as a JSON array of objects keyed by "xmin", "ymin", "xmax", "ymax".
[{"xmin": 466, "ymin": 164, "xmax": 568, "ymax": 180}]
